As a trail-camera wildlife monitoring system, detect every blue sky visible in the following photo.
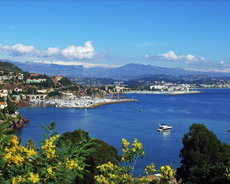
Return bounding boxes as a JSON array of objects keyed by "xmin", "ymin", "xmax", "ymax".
[{"xmin": 0, "ymin": 1, "xmax": 230, "ymax": 72}]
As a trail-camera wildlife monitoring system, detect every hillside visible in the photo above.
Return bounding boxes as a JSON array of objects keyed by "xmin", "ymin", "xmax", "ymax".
[{"xmin": 0, "ymin": 61, "xmax": 23, "ymax": 73}]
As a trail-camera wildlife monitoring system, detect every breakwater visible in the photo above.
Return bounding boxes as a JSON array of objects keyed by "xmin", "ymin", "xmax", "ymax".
[{"xmin": 58, "ymin": 99, "xmax": 137, "ymax": 109}]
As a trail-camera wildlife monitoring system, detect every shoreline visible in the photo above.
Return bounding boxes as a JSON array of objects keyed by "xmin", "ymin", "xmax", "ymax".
[{"xmin": 60, "ymin": 99, "xmax": 138, "ymax": 109}]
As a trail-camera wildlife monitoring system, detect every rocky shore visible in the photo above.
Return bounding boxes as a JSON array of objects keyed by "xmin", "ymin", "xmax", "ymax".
[
  {"xmin": 8, "ymin": 116, "xmax": 30, "ymax": 129},
  {"xmin": 16, "ymin": 99, "xmax": 32, "ymax": 107}
]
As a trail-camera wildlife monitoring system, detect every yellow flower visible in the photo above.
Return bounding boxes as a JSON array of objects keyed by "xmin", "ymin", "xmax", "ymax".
[
  {"xmin": 65, "ymin": 158, "xmax": 79, "ymax": 170},
  {"xmin": 12, "ymin": 177, "xmax": 16, "ymax": 184},
  {"xmin": 25, "ymin": 148, "xmax": 37, "ymax": 158},
  {"xmin": 17, "ymin": 175, "xmax": 25, "ymax": 183},
  {"xmin": 28, "ymin": 172, "xmax": 40, "ymax": 184}
]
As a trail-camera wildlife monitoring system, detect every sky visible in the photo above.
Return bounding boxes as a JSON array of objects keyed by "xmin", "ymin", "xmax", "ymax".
[{"xmin": 0, "ymin": 0, "xmax": 230, "ymax": 72}]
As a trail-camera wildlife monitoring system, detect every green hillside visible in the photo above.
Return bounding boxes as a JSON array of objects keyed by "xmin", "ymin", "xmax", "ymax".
[{"xmin": 0, "ymin": 61, "xmax": 23, "ymax": 73}]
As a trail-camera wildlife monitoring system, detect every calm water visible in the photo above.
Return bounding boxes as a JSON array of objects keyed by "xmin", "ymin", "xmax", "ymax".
[{"xmin": 15, "ymin": 89, "xmax": 230, "ymax": 175}]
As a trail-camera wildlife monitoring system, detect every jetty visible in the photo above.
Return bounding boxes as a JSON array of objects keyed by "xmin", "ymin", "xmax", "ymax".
[
  {"xmin": 43, "ymin": 98, "xmax": 137, "ymax": 109},
  {"xmin": 82, "ymin": 99, "xmax": 137, "ymax": 109},
  {"xmin": 166, "ymin": 91, "xmax": 204, "ymax": 95}
]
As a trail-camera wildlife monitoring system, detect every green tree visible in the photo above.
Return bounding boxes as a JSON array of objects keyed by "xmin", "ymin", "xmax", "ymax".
[
  {"xmin": 26, "ymin": 138, "xmax": 36, "ymax": 149},
  {"xmin": 60, "ymin": 129, "xmax": 120, "ymax": 184},
  {"xmin": 26, "ymin": 87, "xmax": 37, "ymax": 94},
  {"xmin": 6, "ymin": 97, "xmax": 18, "ymax": 114},
  {"xmin": 48, "ymin": 91, "xmax": 63, "ymax": 98},
  {"xmin": 176, "ymin": 123, "xmax": 230, "ymax": 183},
  {"xmin": 23, "ymin": 71, "xmax": 30, "ymax": 81},
  {"xmin": 60, "ymin": 77, "xmax": 72, "ymax": 86}
]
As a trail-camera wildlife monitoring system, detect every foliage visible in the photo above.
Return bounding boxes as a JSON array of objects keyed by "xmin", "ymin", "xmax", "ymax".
[
  {"xmin": 0, "ymin": 97, "xmax": 5, "ymax": 102},
  {"xmin": 26, "ymin": 87, "xmax": 38, "ymax": 94},
  {"xmin": 16, "ymin": 113, "xmax": 22, "ymax": 120},
  {"xmin": 59, "ymin": 77, "xmax": 72, "ymax": 86},
  {"xmin": 48, "ymin": 91, "xmax": 63, "ymax": 98},
  {"xmin": 23, "ymin": 71, "xmax": 30, "ymax": 81},
  {"xmin": 0, "ymin": 121, "xmax": 95, "ymax": 184},
  {"xmin": 0, "ymin": 61, "xmax": 23, "ymax": 73},
  {"xmin": 6, "ymin": 96, "xmax": 18, "ymax": 114},
  {"xmin": 60, "ymin": 129, "xmax": 120, "ymax": 184},
  {"xmin": 60, "ymin": 85, "xmax": 79, "ymax": 92},
  {"xmin": 95, "ymin": 138, "xmax": 175, "ymax": 184},
  {"xmin": 39, "ymin": 78, "xmax": 55, "ymax": 88},
  {"xmin": 159, "ymin": 165, "xmax": 174, "ymax": 183},
  {"xmin": 26, "ymin": 138, "xmax": 36, "ymax": 149},
  {"xmin": 176, "ymin": 123, "xmax": 230, "ymax": 183}
]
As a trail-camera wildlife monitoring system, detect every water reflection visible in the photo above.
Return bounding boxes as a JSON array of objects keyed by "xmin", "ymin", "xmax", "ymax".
[{"xmin": 159, "ymin": 130, "xmax": 171, "ymax": 138}]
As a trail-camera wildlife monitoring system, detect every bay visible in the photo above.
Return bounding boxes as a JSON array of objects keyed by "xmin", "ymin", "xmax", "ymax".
[{"xmin": 15, "ymin": 88, "xmax": 230, "ymax": 176}]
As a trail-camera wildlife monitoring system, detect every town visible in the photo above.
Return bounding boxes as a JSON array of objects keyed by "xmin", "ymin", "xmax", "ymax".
[{"xmin": 1, "ymin": 61, "xmax": 230, "ymax": 109}]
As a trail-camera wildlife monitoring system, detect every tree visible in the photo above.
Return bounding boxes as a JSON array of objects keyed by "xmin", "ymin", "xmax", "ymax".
[
  {"xmin": 176, "ymin": 123, "xmax": 230, "ymax": 183},
  {"xmin": 59, "ymin": 77, "xmax": 72, "ymax": 86},
  {"xmin": 6, "ymin": 97, "xmax": 18, "ymax": 114},
  {"xmin": 26, "ymin": 87, "xmax": 37, "ymax": 94},
  {"xmin": 0, "ymin": 122, "xmax": 94, "ymax": 184},
  {"xmin": 23, "ymin": 71, "xmax": 30, "ymax": 81},
  {"xmin": 60, "ymin": 129, "xmax": 120, "ymax": 184},
  {"xmin": 48, "ymin": 91, "xmax": 63, "ymax": 98}
]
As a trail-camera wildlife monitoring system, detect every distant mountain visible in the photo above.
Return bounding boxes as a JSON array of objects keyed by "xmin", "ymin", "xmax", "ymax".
[{"xmin": 4, "ymin": 61, "xmax": 230, "ymax": 79}]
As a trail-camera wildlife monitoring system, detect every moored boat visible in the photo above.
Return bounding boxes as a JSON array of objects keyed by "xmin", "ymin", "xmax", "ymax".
[{"xmin": 157, "ymin": 124, "xmax": 172, "ymax": 131}]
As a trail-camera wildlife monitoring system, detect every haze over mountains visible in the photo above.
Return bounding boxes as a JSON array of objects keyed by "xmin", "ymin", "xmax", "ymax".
[{"xmin": 5, "ymin": 60, "xmax": 230, "ymax": 79}]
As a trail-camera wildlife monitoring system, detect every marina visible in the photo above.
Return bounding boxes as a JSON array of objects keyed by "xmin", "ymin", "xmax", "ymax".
[{"xmin": 32, "ymin": 97, "xmax": 137, "ymax": 109}]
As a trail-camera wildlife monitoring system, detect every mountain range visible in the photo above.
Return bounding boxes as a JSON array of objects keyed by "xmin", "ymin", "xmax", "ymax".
[{"xmin": 4, "ymin": 60, "xmax": 230, "ymax": 79}]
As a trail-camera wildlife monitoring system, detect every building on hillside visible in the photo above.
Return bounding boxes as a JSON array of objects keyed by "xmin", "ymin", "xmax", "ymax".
[
  {"xmin": 0, "ymin": 102, "xmax": 7, "ymax": 109},
  {"xmin": 14, "ymin": 88, "xmax": 22, "ymax": 92},
  {"xmin": 0, "ymin": 76, "xmax": 12, "ymax": 80},
  {"xmin": 0, "ymin": 90, "xmax": 8, "ymax": 99},
  {"xmin": 1, "ymin": 89, "xmax": 8, "ymax": 93},
  {"xmin": 17, "ymin": 73, "xmax": 24, "ymax": 80},
  {"xmin": 26, "ymin": 78, "xmax": 47, "ymax": 83},
  {"xmin": 12, "ymin": 95, "xmax": 21, "ymax": 101},
  {"xmin": 61, "ymin": 92, "xmax": 75, "ymax": 100},
  {"xmin": 52, "ymin": 75, "xmax": 63, "ymax": 82},
  {"xmin": 37, "ymin": 89, "xmax": 47, "ymax": 94},
  {"xmin": 30, "ymin": 73, "xmax": 38, "ymax": 77},
  {"xmin": 113, "ymin": 86, "xmax": 125, "ymax": 93}
]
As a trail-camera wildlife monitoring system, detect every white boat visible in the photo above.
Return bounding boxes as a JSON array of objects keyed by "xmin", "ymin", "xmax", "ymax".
[{"xmin": 157, "ymin": 124, "xmax": 172, "ymax": 131}]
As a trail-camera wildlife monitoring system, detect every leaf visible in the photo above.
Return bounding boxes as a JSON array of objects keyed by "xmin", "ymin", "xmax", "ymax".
[{"xmin": 40, "ymin": 124, "xmax": 50, "ymax": 134}]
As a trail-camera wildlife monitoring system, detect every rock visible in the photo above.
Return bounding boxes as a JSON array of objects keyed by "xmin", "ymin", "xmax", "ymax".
[
  {"xmin": 8, "ymin": 116, "xmax": 29, "ymax": 129},
  {"xmin": 22, "ymin": 117, "xmax": 30, "ymax": 123}
]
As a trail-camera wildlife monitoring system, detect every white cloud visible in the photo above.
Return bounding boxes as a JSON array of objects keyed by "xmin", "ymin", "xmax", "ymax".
[
  {"xmin": 61, "ymin": 41, "xmax": 95, "ymax": 59},
  {"xmin": 0, "ymin": 41, "xmax": 104, "ymax": 60},
  {"xmin": 220, "ymin": 60, "xmax": 225, "ymax": 64},
  {"xmin": 184, "ymin": 67, "xmax": 230, "ymax": 73},
  {"xmin": 158, "ymin": 51, "xmax": 179, "ymax": 60},
  {"xmin": 0, "ymin": 43, "xmax": 35, "ymax": 56},
  {"xmin": 36, "ymin": 47, "xmax": 61, "ymax": 58},
  {"xmin": 146, "ymin": 51, "xmax": 207, "ymax": 64},
  {"xmin": 33, "ymin": 60, "xmax": 119, "ymax": 68}
]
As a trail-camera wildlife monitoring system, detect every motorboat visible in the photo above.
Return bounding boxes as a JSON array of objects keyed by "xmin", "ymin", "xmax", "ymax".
[{"xmin": 157, "ymin": 124, "xmax": 172, "ymax": 131}]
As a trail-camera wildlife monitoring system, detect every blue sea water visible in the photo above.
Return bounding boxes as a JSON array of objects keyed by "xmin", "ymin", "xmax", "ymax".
[{"xmin": 15, "ymin": 89, "xmax": 230, "ymax": 176}]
